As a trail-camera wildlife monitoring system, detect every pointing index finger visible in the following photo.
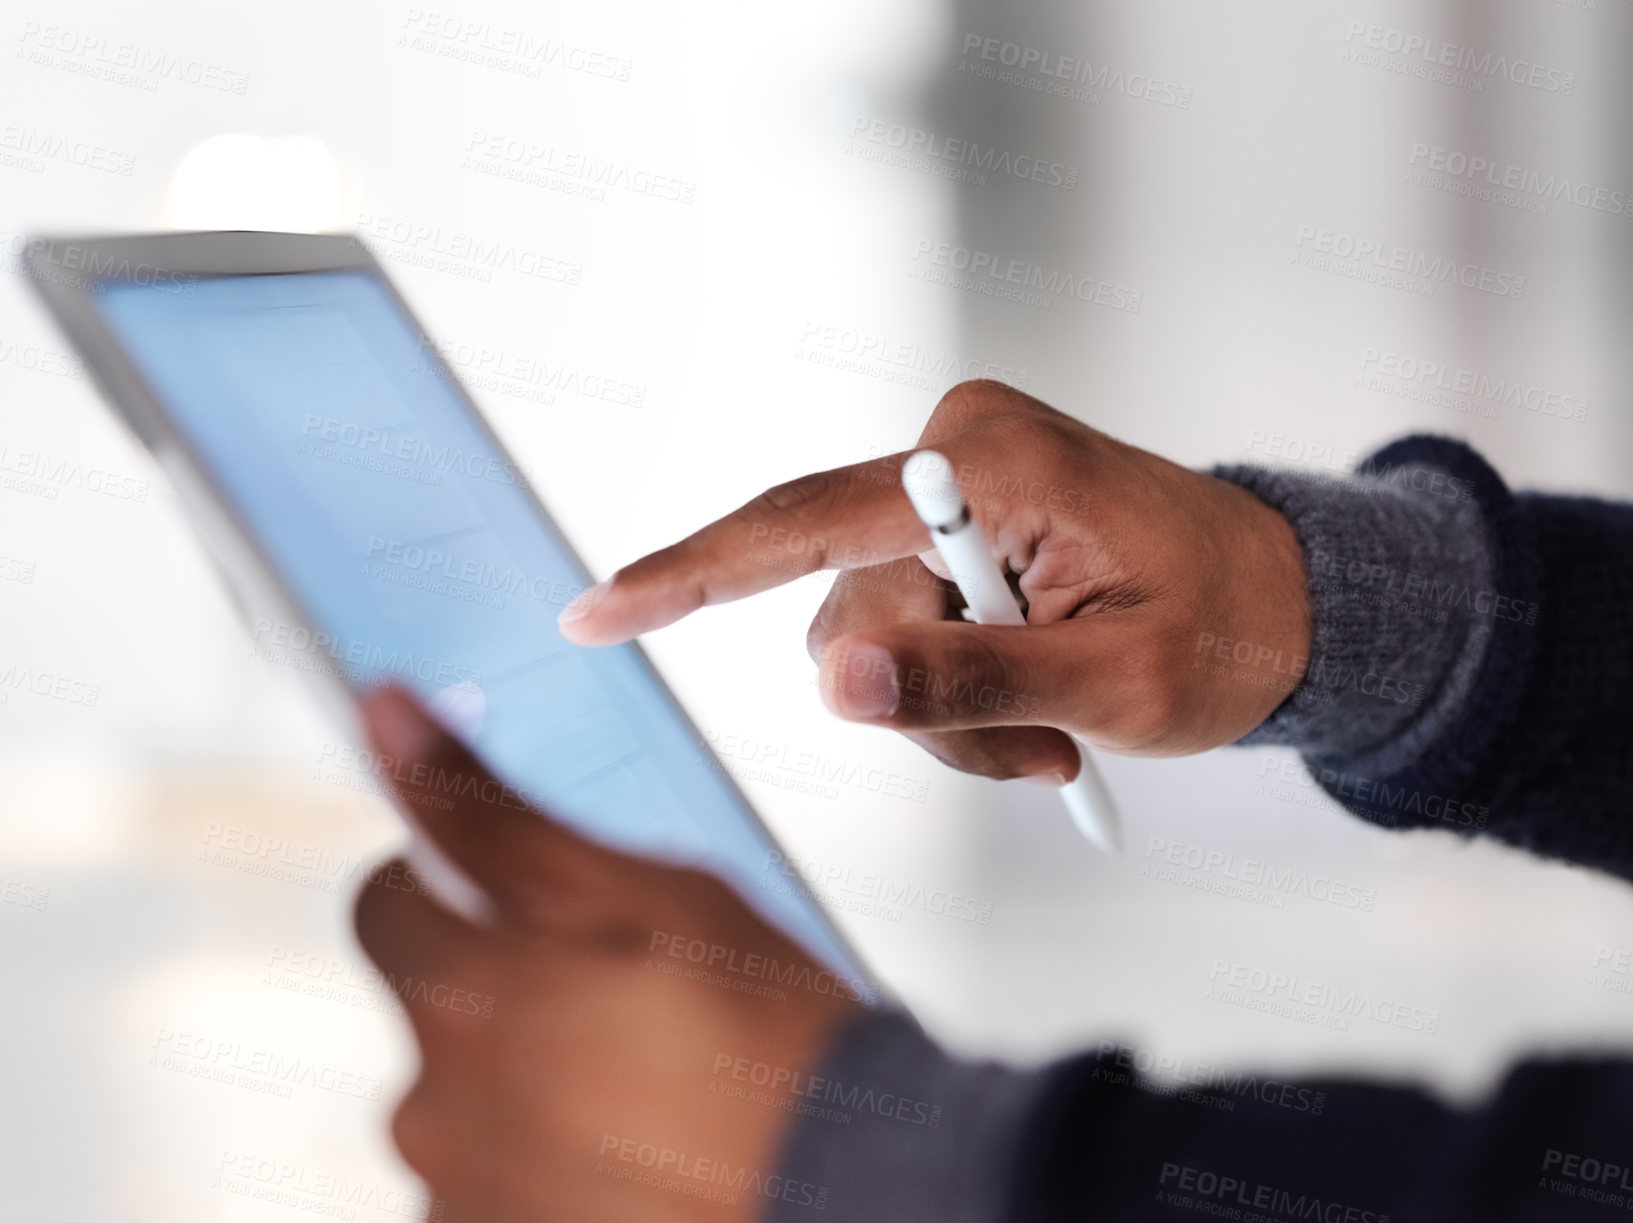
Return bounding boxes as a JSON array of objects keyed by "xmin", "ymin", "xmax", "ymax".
[{"xmin": 557, "ymin": 455, "xmax": 937, "ymax": 645}]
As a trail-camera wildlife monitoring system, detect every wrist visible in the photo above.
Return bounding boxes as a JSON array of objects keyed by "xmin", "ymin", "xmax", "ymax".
[
  {"xmin": 1210, "ymin": 446, "xmax": 1496, "ymax": 769},
  {"xmin": 1221, "ymin": 478, "xmax": 1313, "ymax": 714},
  {"xmin": 1178, "ymin": 476, "xmax": 1312, "ymax": 746}
]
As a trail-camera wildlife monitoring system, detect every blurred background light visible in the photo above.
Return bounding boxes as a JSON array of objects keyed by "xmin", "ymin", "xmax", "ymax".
[{"xmin": 164, "ymin": 133, "xmax": 347, "ymax": 232}]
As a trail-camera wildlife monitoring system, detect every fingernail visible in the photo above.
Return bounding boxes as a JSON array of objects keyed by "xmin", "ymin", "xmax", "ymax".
[
  {"xmin": 826, "ymin": 644, "xmax": 899, "ymax": 719},
  {"xmin": 1021, "ymin": 773, "xmax": 1069, "ymax": 788},
  {"xmin": 366, "ymin": 687, "xmax": 448, "ymax": 760},
  {"xmin": 558, "ymin": 579, "xmax": 608, "ymax": 626}
]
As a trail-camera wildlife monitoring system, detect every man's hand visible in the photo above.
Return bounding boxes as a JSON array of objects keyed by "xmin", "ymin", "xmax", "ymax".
[
  {"xmin": 559, "ymin": 380, "xmax": 1310, "ymax": 779},
  {"xmin": 354, "ymin": 686, "xmax": 861, "ymax": 1222}
]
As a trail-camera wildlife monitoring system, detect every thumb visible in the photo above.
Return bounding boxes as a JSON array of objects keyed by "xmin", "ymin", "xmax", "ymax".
[
  {"xmin": 815, "ymin": 617, "xmax": 1144, "ymax": 741},
  {"xmin": 361, "ymin": 685, "xmax": 656, "ymax": 932}
]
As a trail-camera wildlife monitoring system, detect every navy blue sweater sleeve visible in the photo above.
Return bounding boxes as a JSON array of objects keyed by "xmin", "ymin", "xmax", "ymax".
[
  {"xmin": 1361, "ymin": 444, "xmax": 1633, "ymax": 876},
  {"xmin": 1286, "ymin": 436, "xmax": 1633, "ymax": 881}
]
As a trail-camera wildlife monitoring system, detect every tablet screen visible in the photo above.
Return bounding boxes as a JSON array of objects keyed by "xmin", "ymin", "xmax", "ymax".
[{"xmin": 91, "ymin": 268, "xmax": 867, "ymax": 987}]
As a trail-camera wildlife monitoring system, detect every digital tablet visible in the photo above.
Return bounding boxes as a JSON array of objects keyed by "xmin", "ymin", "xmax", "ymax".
[{"xmin": 24, "ymin": 230, "xmax": 879, "ymax": 1000}]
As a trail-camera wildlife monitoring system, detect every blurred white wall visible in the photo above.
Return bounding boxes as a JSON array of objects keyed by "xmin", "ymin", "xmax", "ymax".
[{"xmin": 1, "ymin": 0, "xmax": 1631, "ymax": 1217}]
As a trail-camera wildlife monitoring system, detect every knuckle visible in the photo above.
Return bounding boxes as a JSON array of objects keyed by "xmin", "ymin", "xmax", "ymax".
[
  {"xmin": 806, "ymin": 607, "xmax": 835, "ymax": 664},
  {"xmin": 804, "ymin": 571, "xmax": 885, "ymax": 662},
  {"xmin": 953, "ymin": 632, "xmax": 1014, "ymax": 696},
  {"xmin": 908, "ymin": 632, "xmax": 1019, "ymax": 722},
  {"xmin": 929, "ymin": 378, "xmax": 1040, "ymax": 439},
  {"xmin": 757, "ymin": 470, "xmax": 836, "ymax": 520},
  {"xmin": 391, "ymin": 1089, "xmax": 452, "ymax": 1185},
  {"xmin": 986, "ymin": 401, "xmax": 1076, "ymax": 463},
  {"xmin": 935, "ymin": 378, "xmax": 1009, "ymax": 419},
  {"xmin": 744, "ymin": 473, "xmax": 839, "ymax": 569}
]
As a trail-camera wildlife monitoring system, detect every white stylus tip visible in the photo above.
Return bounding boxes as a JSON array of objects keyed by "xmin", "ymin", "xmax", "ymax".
[
  {"xmin": 901, "ymin": 450, "xmax": 965, "ymax": 529},
  {"xmin": 1059, "ymin": 746, "xmax": 1122, "ymax": 852}
]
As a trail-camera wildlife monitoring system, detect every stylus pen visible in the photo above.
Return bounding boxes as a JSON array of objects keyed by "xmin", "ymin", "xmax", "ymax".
[{"xmin": 901, "ymin": 450, "xmax": 1121, "ymax": 851}]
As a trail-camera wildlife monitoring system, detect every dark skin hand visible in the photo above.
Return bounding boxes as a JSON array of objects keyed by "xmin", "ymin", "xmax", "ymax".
[
  {"xmin": 560, "ymin": 379, "xmax": 1311, "ymax": 784},
  {"xmin": 354, "ymin": 686, "xmax": 861, "ymax": 1222}
]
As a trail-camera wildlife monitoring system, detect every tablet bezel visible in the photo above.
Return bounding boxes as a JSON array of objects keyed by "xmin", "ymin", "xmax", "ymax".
[{"xmin": 24, "ymin": 229, "xmax": 886, "ymax": 1003}]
